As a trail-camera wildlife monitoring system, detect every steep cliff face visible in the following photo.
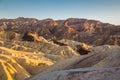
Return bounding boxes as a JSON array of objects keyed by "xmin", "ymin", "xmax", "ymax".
[{"xmin": 0, "ymin": 17, "xmax": 120, "ymax": 45}]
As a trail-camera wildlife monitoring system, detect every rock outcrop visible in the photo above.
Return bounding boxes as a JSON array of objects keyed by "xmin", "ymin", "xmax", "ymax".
[{"xmin": 27, "ymin": 45, "xmax": 120, "ymax": 80}]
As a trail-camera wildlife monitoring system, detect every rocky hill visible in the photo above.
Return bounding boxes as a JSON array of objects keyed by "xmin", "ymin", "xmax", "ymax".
[{"xmin": 27, "ymin": 45, "xmax": 120, "ymax": 80}]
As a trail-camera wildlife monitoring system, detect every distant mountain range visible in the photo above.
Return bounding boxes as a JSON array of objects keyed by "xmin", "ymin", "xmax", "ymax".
[{"xmin": 0, "ymin": 17, "xmax": 120, "ymax": 45}]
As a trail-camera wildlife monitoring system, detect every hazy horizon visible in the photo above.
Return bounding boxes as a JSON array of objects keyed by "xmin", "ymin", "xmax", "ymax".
[{"xmin": 0, "ymin": 0, "xmax": 120, "ymax": 25}]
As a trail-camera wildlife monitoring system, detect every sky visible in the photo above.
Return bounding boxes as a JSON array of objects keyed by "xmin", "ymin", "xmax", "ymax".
[{"xmin": 0, "ymin": 0, "xmax": 120, "ymax": 25}]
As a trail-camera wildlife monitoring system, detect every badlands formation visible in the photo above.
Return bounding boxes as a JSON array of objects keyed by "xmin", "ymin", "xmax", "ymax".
[{"xmin": 0, "ymin": 17, "xmax": 120, "ymax": 80}]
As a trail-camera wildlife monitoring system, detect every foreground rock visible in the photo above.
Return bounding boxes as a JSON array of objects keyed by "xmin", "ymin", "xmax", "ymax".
[
  {"xmin": 0, "ymin": 54, "xmax": 30, "ymax": 80},
  {"xmin": 27, "ymin": 67, "xmax": 120, "ymax": 80}
]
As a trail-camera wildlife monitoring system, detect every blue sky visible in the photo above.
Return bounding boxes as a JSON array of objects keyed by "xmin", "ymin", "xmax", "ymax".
[{"xmin": 0, "ymin": 0, "xmax": 120, "ymax": 25}]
